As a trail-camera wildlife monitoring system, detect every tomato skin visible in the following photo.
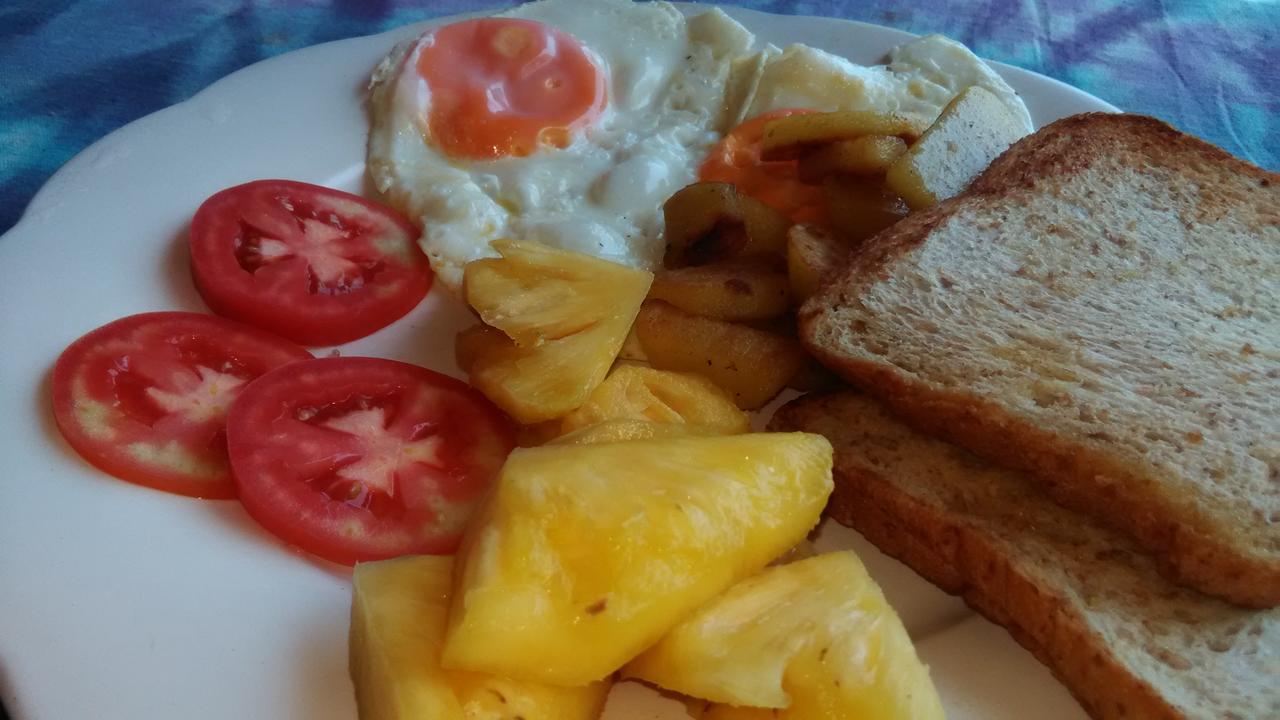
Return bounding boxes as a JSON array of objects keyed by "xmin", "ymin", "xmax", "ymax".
[
  {"xmin": 51, "ymin": 312, "xmax": 313, "ymax": 499},
  {"xmin": 190, "ymin": 180, "xmax": 431, "ymax": 347},
  {"xmin": 699, "ymin": 108, "xmax": 825, "ymax": 225},
  {"xmin": 226, "ymin": 357, "xmax": 515, "ymax": 565}
]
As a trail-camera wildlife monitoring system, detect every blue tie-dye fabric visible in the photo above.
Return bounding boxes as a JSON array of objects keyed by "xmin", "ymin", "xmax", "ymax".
[{"xmin": 1, "ymin": 0, "xmax": 1276, "ymax": 235}]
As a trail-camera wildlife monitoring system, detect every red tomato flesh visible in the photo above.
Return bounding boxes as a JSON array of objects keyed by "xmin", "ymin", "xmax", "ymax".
[
  {"xmin": 226, "ymin": 357, "xmax": 515, "ymax": 565},
  {"xmin": 51, "ymin": 312, "xmax": 313, "ymax": 498},
  {"xmin": 190, "ymin": 180, "xmax": 431, "ymax": 346}
]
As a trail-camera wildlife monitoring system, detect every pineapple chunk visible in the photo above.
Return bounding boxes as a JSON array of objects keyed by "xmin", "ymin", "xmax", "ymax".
[
  {"xmin": 786, "ymin": 224, "xmax": 849, "ymax": 303},
  {"xmin": 560, "ymin": 364, "xmax": 750, "ymax": 436},
  {"xmin": 626, "ymin": 552, "xmax": 943, "ymax": 719},
  {"xmin": 349, "ymin": 555, "xmax": 609, "ymax": 720},
  {"xmin": 441, "ymin": 433, "xmax": 834, "ymax": 686},
  {"xmin": 461, "ymin": 240, "xmax": 653, "ymax": 423},
  {"xmin": 552, "ymin": 419, "xmax": 720, "ymax": 445}
]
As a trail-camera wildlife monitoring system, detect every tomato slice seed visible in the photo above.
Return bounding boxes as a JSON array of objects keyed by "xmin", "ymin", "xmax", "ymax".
[
  {"xmin": 226, "ymin": 357, "xmax": 515, "ymax": 564},
  {"xmin": 51, "ymin": 312, "xmax": 313, "ymax": 498},
  {"xmin": 191, "ymin": 180, "xmax": 432, "ymax": 346}
]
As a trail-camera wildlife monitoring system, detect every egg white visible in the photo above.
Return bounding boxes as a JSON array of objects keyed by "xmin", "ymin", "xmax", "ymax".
[{"xmin": 745, "ymin": 34, "xmax": 1033, "ymax": 132}]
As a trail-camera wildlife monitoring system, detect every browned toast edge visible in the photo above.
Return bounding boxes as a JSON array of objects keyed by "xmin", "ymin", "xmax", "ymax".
[
  {"xmin": 797, "ymin": 113, "xmax": 1280, "ymax": 608},
  {"xmin": 769, "ymin": 393, "xmax": 1188, "ymax": 720}
]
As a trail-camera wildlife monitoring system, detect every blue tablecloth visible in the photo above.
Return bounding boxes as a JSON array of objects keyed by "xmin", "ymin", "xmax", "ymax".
[{"xmin": 2, "ymin": 1, "xmax": 1276, "ymax": 235}]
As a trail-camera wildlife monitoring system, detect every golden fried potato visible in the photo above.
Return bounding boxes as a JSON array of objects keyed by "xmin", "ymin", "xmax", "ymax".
[
  {"xmin": 760, "ymin": 111, "xmax": 927, "ymax": 161},
  {"xmin": 649, "ymin": 261, "xmax": 790, "ymax": 321},
  {"xmin": 886, "ymin": 85, "xmax": 1030, "ymax": 209},
  {"xmin": 786, "ymin": 224, "xmax": 850, "ymax": 303},
  {"xmin": 633, "ymin": 301, "xmax": 807, "ymax": 410},
  {"xmin": 796, "ymin": 135, "xmax": 908, "ymax": 182},
  {"xmin": 663, "ymin": 182, "xmax": 791, "ymax": 267},
  {"xmin": 822, "ymin": 177, "xmax": 909, "ymax": 244}
]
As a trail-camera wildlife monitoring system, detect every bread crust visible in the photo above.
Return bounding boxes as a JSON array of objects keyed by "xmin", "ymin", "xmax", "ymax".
[
  {"xmin": 816, "ymin": 457, "xmax": 1186, "ymax": 720},
  {"xmin": 769, "ymin": 392, "xmax": 1278, "ymax": 720},
  {"xmin": 798, "ymin": 113, "xmax": 1280, "ymax": 608}
]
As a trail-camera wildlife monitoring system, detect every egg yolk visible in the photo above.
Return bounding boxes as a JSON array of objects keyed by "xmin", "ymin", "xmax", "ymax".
[
  {"xmin": 417, "ymin": 18, "xmax": 607, "ymax": 160},
  {"xmin": 699, "ymin": 108, "xmax": 825, "ymax": 224}
]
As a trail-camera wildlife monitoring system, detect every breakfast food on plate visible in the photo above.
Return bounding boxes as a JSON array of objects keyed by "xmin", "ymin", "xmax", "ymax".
[
  {"xmin": 758, "ymin": 110, "xmax": 926, "ymax": 160},
  {"xmin": 367, "ymin": 0, "xmax": 758, "ymax": 288},
  {"xmin": 742, "ymin": 35, "xmax": 1033, "ymax": 131},
  {"xmin": 51, "ymin": 312, "xmax": 312, "ymax": 498},
  {"xmin": 460, "ymin": 239, "xmax": 653, "ymax": 423},
  {"xmin": 886, "ymin": 85, "xmax": 1030, "ymax": 209},
  {"xmin": 799, "ymin": 112, "xmax": 1280, "ymax": 607},
  {"xmin": 350, "ymin": 555, "xmax": 610, "ymax": 719},
  {"xmin": 786, "ymin": 224, "xmax": 851, "ymax": 302},
  {"xmin": 626, "ymin": 551, "xmax": 945, "ymax": 719},
  {"xmin": 441, "ymin": 433, "xmax": 833, "ymax": 685},
  {"xmin": 633, "ymin": 300, "xmax": 808, "ymax": 409},
  {"xmin": 225, "ymin": 357, "xmax": 514, "ymax": 565},
  {"xmin": 662, "ymin": 181, "xmax": 791, "ymax": 267},
  {"xmin": 713, "ymin": 34, "xmax": 1033, "ymax": 223},
  {"xmin": 820, "ymin": 175, "xmax": 910, "ymax": 243},
  {"xmin": 558, "ymin": 364, "xmax": 750, "ymax": 436},
  {"xmin": 648, "ymin": 260, "xmax": 791, "ymax": 321},
  {"xmin": 771, "ymin": 391, "xmax": 1280, "ymax": 720},
  {"xmin": 367, "ymin": 0, "xmax": 1033, "ymax": 288},
  {"xmin": 552, "ymin": 418, "xmax": 722, "ymax": 445},
  {"xmin": 795, "ymin": 134, "xmax": 908, "ymax": 181},
  {"xmin": 189, "ymin": 180, "xmax": 431, "ymax": 346}
]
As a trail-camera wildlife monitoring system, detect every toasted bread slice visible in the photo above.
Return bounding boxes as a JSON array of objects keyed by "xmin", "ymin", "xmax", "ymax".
[
  {"xmin": 770, "ymin": 391, "xmax": 1280, "ymax": 720},
  {"xmin": 799, "ymin": 113, "xmax": 1280, "ymax": 607}
]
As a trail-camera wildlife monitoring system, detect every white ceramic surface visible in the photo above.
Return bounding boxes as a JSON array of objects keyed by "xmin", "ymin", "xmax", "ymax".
[{"xmin": 0, "ymin": 4, "xmax": 1117, "ymax": 719}]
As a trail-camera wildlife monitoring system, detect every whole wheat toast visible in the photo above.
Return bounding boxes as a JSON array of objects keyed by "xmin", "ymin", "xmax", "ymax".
[
  {"xmin": 770, "ymin": 391, "xmax": 1279, "ymax": 720},
  {"xmin": 799, "ymin": 113, "xmax": 1280, "ymax": 607}
]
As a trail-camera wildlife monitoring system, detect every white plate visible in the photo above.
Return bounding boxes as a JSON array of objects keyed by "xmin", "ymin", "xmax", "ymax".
[{"xmin": 0, "ymin": 4, "xmax": 1117, "ymax": 719}]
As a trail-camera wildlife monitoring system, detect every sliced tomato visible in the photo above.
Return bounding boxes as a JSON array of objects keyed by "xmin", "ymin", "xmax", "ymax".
[
  {"xmin": 226, "ymin": 357, "xmax": 515, "ymax": 565},
  {"xmin": 190, "ymin": 180, "xmax": 431, "ymax": 346},
  {"xmin": 699, "ymin": 108, "xmax": 825, "ymax": 224},
  {"xmin": 51, "ymin": 312, "xmax": 313, "ymax": 499}
]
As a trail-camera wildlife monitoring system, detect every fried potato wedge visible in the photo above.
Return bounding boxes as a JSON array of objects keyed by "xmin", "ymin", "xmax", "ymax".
[
  {"xmin": 822, "ymin": 177, "xmax": 909, "ymax": 244},
  {"xmin": 633, "ymin": 301, "xmax": 807, "ymax": 410},
  {"xmin": 663, "ymin": 182, "xmax": 790, "ymax": 267},
  {"xmin": 887, "ymin": 85, "xmax": 1030, "ymax": 209},
  {"xmin": 760, "ymin": 111, "xmax": 927, "ymax": 161},
  {"xmin": 649, "ymin": 261, "xmax": 790, "ymax": 321},
  {"xmin": 786, "ymin": 224, "xmax": 850, "ymax": 303},
  {"xmin": 796, "ymin": 135, "xmax": 908, "ymax": 182}
]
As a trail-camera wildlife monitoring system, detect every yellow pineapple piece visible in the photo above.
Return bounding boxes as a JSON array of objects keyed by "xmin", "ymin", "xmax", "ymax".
[
  {"xmin": 552, "ymin": 419, "xmax": 720, "ymax": 445},
  {"xmin": 462, "ymin": 240, "xmax": 653, "ymax": 423},
  {"xmin": 441, "ymin": 433, "xmax": 834, "ymax": 686},
  {"xmin": 626, "ymin": 552, "xmax": 943, "ymax": 719},
  {"xmin": 560, "ymin": 364, "xmax": 750, "ymax": 436},
  {"xmin": 349, "ymin": 555, "xmax": 609, "ymax": 720}
]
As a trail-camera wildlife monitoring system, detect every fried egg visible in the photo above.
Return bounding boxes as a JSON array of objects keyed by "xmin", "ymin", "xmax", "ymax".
[
  {"xmin": 367, "ymin": 0, "xmax": 757, "ymax": 288},
  {"xmin": 367, "ymin": 0, "xmax": 1033, "ymax": 290}
]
